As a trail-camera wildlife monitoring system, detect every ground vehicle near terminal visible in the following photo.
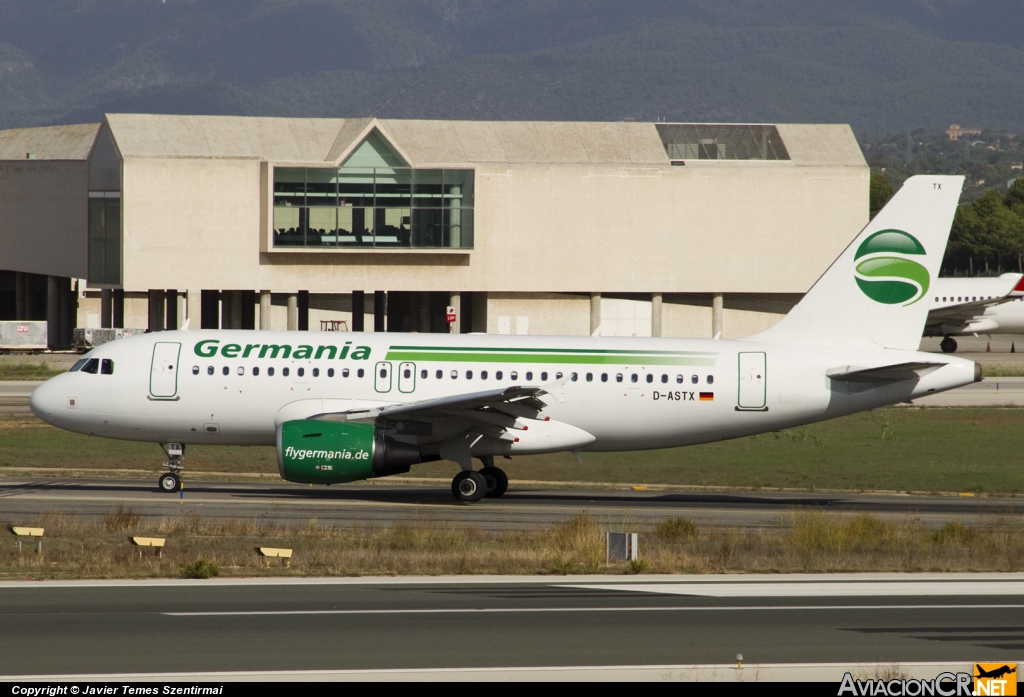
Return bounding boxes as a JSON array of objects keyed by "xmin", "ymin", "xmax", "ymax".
[{"xmin": 30, "ymin": 176, "xmax": 978, "ymax": 502}]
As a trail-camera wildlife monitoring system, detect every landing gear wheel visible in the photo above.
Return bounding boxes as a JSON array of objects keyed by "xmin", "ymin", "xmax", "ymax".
[
  {"xmin": 480, "ymin": 467, "xmax": 509, "ymax": 498},
  {"xmin": 159, "ymin": 472, "xmax": 181, "ymax": 493},
  {"xmin": 451, "ymin": 470, "xmax": 487, "ymax": 503},
  {"xmin": 940, "ymin": 336, "xmax": 958, "ymax": 353}
]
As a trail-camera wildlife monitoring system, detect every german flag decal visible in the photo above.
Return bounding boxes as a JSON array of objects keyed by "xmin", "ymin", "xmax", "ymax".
[{"xmin": 699, "ymin": 392, "xmax": 714, "ymax": 401}]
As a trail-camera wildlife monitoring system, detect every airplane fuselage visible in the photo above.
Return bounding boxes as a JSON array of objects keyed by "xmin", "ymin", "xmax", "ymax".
[{"xmin": 31, "ymin": 330, "xmax": 978, "ymax": 452}]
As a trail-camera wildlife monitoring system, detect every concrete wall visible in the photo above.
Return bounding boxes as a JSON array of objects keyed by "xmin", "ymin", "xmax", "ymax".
[
  {"xmin": 116, "ymin": 157, "xmax": 867, "ymax": 297},
  {"xmin": 0, "ymin": 161, "xmax": 88, "ymax": 278}
]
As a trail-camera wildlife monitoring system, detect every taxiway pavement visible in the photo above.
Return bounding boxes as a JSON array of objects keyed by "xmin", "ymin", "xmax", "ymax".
[
  {"xmin": 0, "ymin": 574, "xmax": 1021, "ymax": 680},
  {"xmin": 1, "ymin": 477, "xmax": 1019, "ymax": 530}
]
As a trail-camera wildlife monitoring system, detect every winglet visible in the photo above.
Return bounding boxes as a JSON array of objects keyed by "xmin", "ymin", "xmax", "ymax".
[{"xmin": 180, "ymin": 317, "xmax": 191, "ymax": 331}]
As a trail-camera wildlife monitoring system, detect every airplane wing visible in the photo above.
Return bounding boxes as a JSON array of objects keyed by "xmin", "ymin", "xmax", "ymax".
[
  {"xmin": 827, "ymin": 362, "xmax": 944, "ymax": 384},
  {"xmin": 315, "ymin": 385, "xmax": 551, "ymax": 444},
  {"xmin": 925, "ymin": 275, "xmax": 1024, "ymax": 334}
]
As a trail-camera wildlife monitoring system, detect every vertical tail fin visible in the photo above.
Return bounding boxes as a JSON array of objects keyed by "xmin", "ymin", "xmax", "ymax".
[{"xmin": 753, "ymin": 175, "xmax": 964, "ymax": 349}]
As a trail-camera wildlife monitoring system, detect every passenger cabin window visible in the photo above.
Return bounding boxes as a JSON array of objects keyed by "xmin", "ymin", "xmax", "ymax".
[
  {"xmin": 707, "ymin": 375, "xmax": 714, "ymax": 384},
  {"xmin": 541, "ymin": 372, "xmax": 548, "ymax": 381},
  {"xmin": 222, "ymin": 366, "xmax": 229, "ymax": 376},
  {"xmin": 496, "ymin": 371, "xmax": 503, "ymax": 380},
  {"xmin": 342, "ymin": 368, "xmax": 350, "ymax": 377},
  {"xmin": 81, "ymin": 359, "xmax": 99, "ymax": 374},
  {"xmin": 646, "ymin": 374, "xmax": 654, "ymax": 383},
  {"xmin": 570, "ymin": 373, "xmax": 578, "ymax": 382},
  {"xmin": 435, "ymin": 370, "xmax": 442, "ymax": 379},
  {"xmin": 403, "ymin": 368, "xmax": 411, "ymax": 379},
  {"xmin": 450, "ymin": 370, "xmax": 458, "ymax": 379},
  {"xmin": 254, "ymin": 367, "xmax": 260, "ymax": 376},
  {"xmin": 207, "ymin": 366, "xmax": 214, "ymax": 376},
  {"xmin": 236, "ymin": 366, "xmax": 244, "ymax": 376},
  {"xmin": 676, "ymin": 375, "xmax": 683, "ymax": 384},
  {"xmin": 586, "ymin": 373, "xmax": 593, "ymax": 382},
  {"xmin": 631, "ymin": 374, "xmax": 638, "ymax": 383},
  {"xmin": 313, "ymin": 368, "xmax": 320, "ymax": 377},
  {"xmin": 526, "ymin": 371, "xmax": 533, "ymax": 381},
  {"xmin": 298, "ymin": 368, "xmax": 305, "ymax": 377},
  {"xmin": 192, "ymin": 365, "xmax": 199, "ymax": 375},
  {"xmin": 661, "ymin": 374, "xmax": 668, "ymax": 383},
  {"xmin": 466, "ymin": 370, "xmax": 473, "ymax": 379},
  {"xmin": 481, "ymin": 370, "xmax": 488, "ymax": 379},
  {"xmin": 420, "ymin": 369, "xmax": 427, "ymax": 379},
  {"xmin": 691, "ymin": 375, "xmax": 698, "ymax": 384},
  {"xmin": 511, "ymin": 371, "xmax": 519, "ymax": 380},
  {"xmin": 357, "ymin": 368, "xmax": 365, "ymax": 378},
  {"xmin": 328, "ymin": 368, "xmax": 334, "ymax": 377},
  {"xmin": 616, "ymin": 374, "xmax": 623, "ymax": 383},
  {"xmin": 268, "ymin": 367, "xmax": 275, "ymax": 376},
  {"xmin": 601, "ymin": 373, "xmax": 608, "ymax": 382},
  {"xmin": 283, "ymin": 367, "xmax": 290, "ymax": 377}
]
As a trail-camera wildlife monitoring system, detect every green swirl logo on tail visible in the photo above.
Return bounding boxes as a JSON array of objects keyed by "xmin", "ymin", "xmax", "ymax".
[{"xmin": 853, "ymin": 230, "xmax": 930, "ymax": 305}]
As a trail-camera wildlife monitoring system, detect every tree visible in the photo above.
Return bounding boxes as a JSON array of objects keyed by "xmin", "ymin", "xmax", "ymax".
[{"xmin": 869, "ymin": 171, "xmax": 893, "ymax": 219}]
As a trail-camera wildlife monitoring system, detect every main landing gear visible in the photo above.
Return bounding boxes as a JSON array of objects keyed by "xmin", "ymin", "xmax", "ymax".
[
  {"xmin": 940, "ymin": 336, "xmax": 958, "ymax": 353},
  {"xmin": 158, "ymin": 442, "xmax": 185, "ymax": 493},
  {"xmin": 450, "ymin": 456, "xmax": 509, "ymax": 503}
]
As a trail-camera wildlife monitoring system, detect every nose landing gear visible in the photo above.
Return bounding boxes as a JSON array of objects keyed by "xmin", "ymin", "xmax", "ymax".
[{"xmin": 158, "ymin": 443, "xmax": 185, "ymax": 493}]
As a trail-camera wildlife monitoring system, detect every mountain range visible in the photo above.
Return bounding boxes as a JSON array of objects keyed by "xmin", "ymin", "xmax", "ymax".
[{"xmin": 1, "ymin": 0, "xmax": 1023, "ymax": 134}]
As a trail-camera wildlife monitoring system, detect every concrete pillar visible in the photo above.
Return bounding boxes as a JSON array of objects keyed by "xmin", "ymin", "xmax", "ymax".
[
  {"xmin": 286, "ymin": 294, "xmax": 298, "ymax": 331},
  {"xmin": 165, "ymin": 289, "xmax": 178, "ymax": 331},
  {"xmin": 178, "ymin": 292, "xmax": 187, "ymax": 330},
  {"xmin": 373, "ymin": 291, "xmax": 386, "ymax": 332},
  {"xmin": 46, "ymin": 276, "xmax": 60, "ymax": 349},
  {"xmin": 148, "ymin": 289, "xmax": 166, "ymax": 333},
  {"xmin": 100, "ymin": 288, "xmax": 113, "ymax": 328},
  {"xmin": 418, "ymin": 291, "xmax": 430, "ymax": 332},
  {"xmin": 113, "ymin": 289, "xmax": 124, "ymax": 329},
  {"xmin": 590, "ymin": 293, "xmax": 601, "ymax": 336},
  {"xmin": 227, "ymin": 290, "xmax": 242, "ymax": 330},
  {"xmin": 351, "ymin": 291, "xmax": 364, "ymax": 332},
  {"xmin": 298, "ymin": 290, "xmax": 309, "ymax": 331},
  {"xmin": 187, "ymin": 290, "xmax": 201, "ymax": 329},
  {"xmin": 712, "ymin": 293, "xmax": 724, "ymax": 338},
  {"xmin": 449, "ymin": 291, "xmax": 461, "ymax": 334},
  {"xmin": 259, "ymin": 291, "xmax": 272, "ymax": 330},
  {"xmin": 651, "ymin": 293, "xmax": 662, "ymax": 338},
  {"xmin": 15, "ymin": 272, "xmax": 26, "ymax": 321}
]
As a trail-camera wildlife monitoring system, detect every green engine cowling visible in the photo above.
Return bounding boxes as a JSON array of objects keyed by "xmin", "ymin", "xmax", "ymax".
[{"xmin": 277, "ymin": 419, "xmax": 425, "ymax": 484}]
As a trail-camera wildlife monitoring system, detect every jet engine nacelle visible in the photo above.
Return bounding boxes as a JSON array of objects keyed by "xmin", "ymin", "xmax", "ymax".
[{"xmin": 276, "ymin": 419, "xmax": 427, "ymax": 484}]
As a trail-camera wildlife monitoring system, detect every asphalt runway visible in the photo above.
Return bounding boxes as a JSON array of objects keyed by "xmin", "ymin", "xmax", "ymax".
[
  {"xmin": 1, "ymin": 574, "xmax": 1021, "ymax": 680},
  {"xmin": 1, "ymin": 477, "xmax": 1020, "ymax": 530}
]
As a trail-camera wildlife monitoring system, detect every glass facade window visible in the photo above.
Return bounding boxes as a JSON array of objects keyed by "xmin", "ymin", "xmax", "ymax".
[
  {"xmin": 88, "ymin": 192, "xmax": 121, "ymax": 284},
  {"xmin": 656, "ymin": 124, "xmax": 789, "ymax": 162},
  {"xmin": 273, "ymin": 166, "xmax": 473, "ymax": 250}
]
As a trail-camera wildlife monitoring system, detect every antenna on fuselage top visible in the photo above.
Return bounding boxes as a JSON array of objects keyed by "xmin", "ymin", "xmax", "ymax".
[{"xmin": 180, "ymin": 318, "xmax": 191, "ymax": 331}]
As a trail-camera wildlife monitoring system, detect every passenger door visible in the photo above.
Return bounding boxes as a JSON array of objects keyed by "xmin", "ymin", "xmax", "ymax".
[
  {"xmin": 150, "ymin": 342, "xmax": 181, "ymax": 399},
  {"xmin": 398, "ymin": 362, "xmax": 416, "ymax": 393},
  {"xmin": 375, "ymin": 361, "xmax": 393, "ymax": 393},
  {"xmin": 737, "ymin": 352, "xmax": 766, "ymax": 410}
]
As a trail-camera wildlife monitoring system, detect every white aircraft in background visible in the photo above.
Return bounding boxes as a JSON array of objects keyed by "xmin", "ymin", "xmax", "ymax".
[
  {"xmin": 31, "ymin": 176, "xmax": 978, "ymax": 502},
  {"xmin": 925, "ymin": 273, "xmax": 1024, "ymax": 352}
]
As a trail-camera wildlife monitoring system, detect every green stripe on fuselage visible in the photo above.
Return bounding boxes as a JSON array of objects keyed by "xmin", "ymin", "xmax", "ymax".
[{"xmin": 384, "ymin": 349, "xmax": 717, "ymax": 366}]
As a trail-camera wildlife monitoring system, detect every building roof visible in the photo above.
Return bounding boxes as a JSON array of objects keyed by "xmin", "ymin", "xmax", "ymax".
[
  {"xmin": 2, "ymin": 115, "xmax": 862, "ymax": 169},
  {"xmin": 0, "ymin": 123, "xmax": 101, "ymax": 161}
]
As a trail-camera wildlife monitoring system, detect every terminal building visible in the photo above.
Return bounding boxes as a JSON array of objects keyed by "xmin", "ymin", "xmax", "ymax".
[{"xmin": 0, "ymin": 115, "xmax": 868, "ymax": 346}]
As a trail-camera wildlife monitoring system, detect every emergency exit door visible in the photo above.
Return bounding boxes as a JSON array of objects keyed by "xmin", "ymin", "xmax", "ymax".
[
  {"xmin": 737, "ymin": 352, "xmax": 766, "ymax": 410},
  {"xmin": 150, "ymin": 342, "xmax": 181, "ymax": 398},
  {"xmin": 398, "ymin": 362, "xmax": 416, "ymax": 393},
  {"xmin": 375, "ymin": 361, "xmax": 393, "ymax": 393}
]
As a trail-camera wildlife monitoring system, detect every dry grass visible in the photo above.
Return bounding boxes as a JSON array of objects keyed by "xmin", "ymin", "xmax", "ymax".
[{"xmin": 2, "ymin": 510, "xmax": 1022, "ymax": 580}]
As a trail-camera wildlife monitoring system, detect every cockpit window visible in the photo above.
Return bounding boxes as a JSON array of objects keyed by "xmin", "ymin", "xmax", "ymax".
[
  {"xmin": 100, "ymin": 359, "xmax": 114, "ymax": 375},
  {"xmin": 69, "ymin": 359, "xmax": 88, "ymax": 372},
  {"xmin": 80, "ymin": 359, "xmax": 99, "ymax": 374}
]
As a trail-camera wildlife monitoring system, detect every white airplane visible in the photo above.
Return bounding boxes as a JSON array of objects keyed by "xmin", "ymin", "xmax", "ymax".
[
  {"xmin": 925, "ymin": 273, "xmax": 1024, "ymax": 352},
  {"xmin": 31, "ymin": 175, "xmax": 978, "ymax": 502}
]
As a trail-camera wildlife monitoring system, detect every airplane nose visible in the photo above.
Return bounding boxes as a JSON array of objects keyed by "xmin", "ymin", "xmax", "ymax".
[{"xmin": 30, "ymin": 380, "xmax": 55, "ymax": 424}]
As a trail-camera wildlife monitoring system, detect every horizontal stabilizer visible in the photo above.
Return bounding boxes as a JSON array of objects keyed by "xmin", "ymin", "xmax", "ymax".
[{"xmin": 826, "ymin": 362, "xmax": 944, "ymax": 384}]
